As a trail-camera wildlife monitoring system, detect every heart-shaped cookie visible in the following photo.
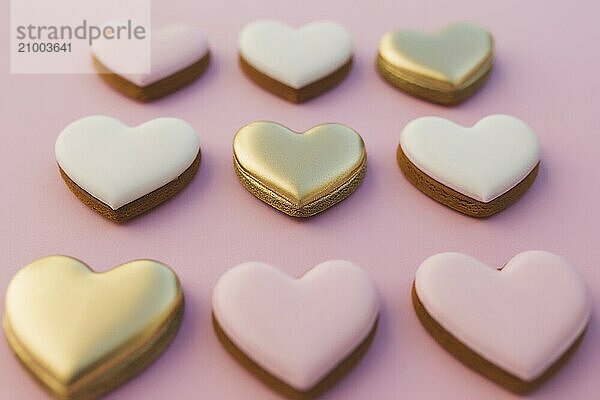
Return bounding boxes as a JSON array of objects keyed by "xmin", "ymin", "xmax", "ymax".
[
  {"xmin": 233, "ymin": 121, "xmax": 366, "ymax": 217},
  {"xmin": 238, "ymin": 20, "xmax": 353, "ymax": 103},
  {"xmin": 398, "ymin": 115, "xmax": 540, "ymax": 217},
  {"xmin": 3, "ymin": 256, "xmax": 183, "ymax": 399},
  {"xmin": 55, "ymin": 115, "xmax": 201, "ymax": 222},
  {"xmin": 212, "ymin": 261, "xmax": 379, "ymax": 398},
  {"xmin": 93, "ymin": 24, "xmax": 210, "ymax": 101},
  {"xmin": 378, "ymin": 23, "xmax": 493, "ymax": 105},
  {"xmin": 413, "ymin": 251, "xmax": 591, "ymax": 393}
]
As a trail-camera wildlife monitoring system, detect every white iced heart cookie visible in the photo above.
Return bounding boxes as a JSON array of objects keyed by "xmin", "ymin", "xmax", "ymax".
[
  {"xmin": 398, "ymin": 114, "xmax": 540, "ymax": 217},
  {"xmin": 212, "ymin": 261, "xmax": 379, "ymax": 397},
  {"xmin": 413, "ymin": 251, "xmax": 591, "ymax": 393},
  {"xmin": 55, "ymin": 116, "xmax": 201, "ymax": 222},
  {"xmin": 92, "ymin": 24, "xmax": 210, "ymax": 101},
  {"xmin": 238, "ymin": 20, "xmax": 353, "ymax": 102},
  {"xmin": 3, "ymin": 256, "xmax": 183, "ymax": 399}
]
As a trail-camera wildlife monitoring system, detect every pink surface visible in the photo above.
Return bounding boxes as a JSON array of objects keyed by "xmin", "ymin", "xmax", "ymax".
[{"xmin": 1, "ymin": 0, "xmax": 599, "ymax": 399}]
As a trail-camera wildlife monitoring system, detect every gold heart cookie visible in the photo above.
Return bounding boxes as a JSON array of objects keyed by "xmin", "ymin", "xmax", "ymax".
[
  {"xmin": 377, "ymin": 23, "xmax": 493, "ymax": 105},
  {"xmin": 3, "ymin": 256, "xmax": 183, "ymax": 399},
  {"xmin": 233, "ymin": 121, "xmax": 366, "ymax": 217}
]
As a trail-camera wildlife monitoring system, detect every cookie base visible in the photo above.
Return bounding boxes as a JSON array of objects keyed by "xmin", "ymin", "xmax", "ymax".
[
  {"xmin": 3, "ymin": 296, "xmax": 184, "ymax": 400},
  {"xmin": 411, "ymin": 283, "xmax": 586, "ymax": 394},
  {"xmin": 233, "ymin": 155, "xmax": 366, "ymax": 218},
  {"xmin": 59, "ymin": 151, "xmax": 201, "ymax": 223},
  {"xmin": 376, "ymin": 54, "xmax": 492, "ymax": 106},
  {"xmin": 212, "ymin": 313, "xmax": 378, "ymax": 399},
  {"xmin": 93, "ymin": 53, "xmax": 210, "ymax": 102},
  {"xmin": 239, "ymin": 54, "xmax": 352, "ymax": 103},
  {"xmin": 396, "ymin": 145, "xmax": 538, "ymax": 217}
]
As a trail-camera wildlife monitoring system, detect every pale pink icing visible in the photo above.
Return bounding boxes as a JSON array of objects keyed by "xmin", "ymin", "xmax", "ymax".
[
  {"xmin": 415, "ymin": 251, "xmax": 591, "ymax": 381},
  {"xmin": 212, "ymin": 261, "xmax": 379, "ymax": 391},
  {"xmin": 92, "ymin": 23, "xmax": 209, "ymax": 87}
]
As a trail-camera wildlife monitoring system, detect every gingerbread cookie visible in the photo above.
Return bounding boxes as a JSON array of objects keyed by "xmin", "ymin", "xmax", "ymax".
[
  {"xmin": 398, "ymin": 115, "xmax": 539, "ymax": 217},
  {"xmin": 233, "ymin": 121, "xmax": 366, "ymax": 217},
  {"xmin": 238, "ymin": 20, "xmax": 352, "ymax": 103},
  {"xmin": 92, "ymin": 24, "xmax": 210, "ymax": 101},
  {"xmin": 377, "ymin": 23, "xmax": 493, "ymax": 105},
  {"xmin": 55, "ymin": 116, "xmax": 201, "ymax": 223},
  {"xmin": 413, "ymin": 251, "xmax": 591, "ymax": 394},
  {"xmin": 212, "ymin": 261, "xmax": 379, "ymax": 399},
  {"xmin": 3, "ymin": 256, "xmax": 183, "ymax": 399}
]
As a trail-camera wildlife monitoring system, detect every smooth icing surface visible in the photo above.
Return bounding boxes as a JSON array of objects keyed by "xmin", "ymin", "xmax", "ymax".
[
  {"xmin": 379, "ymin": 23, "xmax": 492, "ymax": 86},
  {"xmin": 55, "ymin": 116, "xmax": 200, "ymax": 210},
  {"xmin": 212, "ymin": 261, "xmax": 379, "ymax": 391},
  {"xmin": 415, "ymin": 251, "xmax": 591, "ymax": 381},
  {"xmin": 234, "ymin": 121, "xmax": 365, "ymax": 206},
  {"xmin": 400, "ymin": 115, "xmax": 540, "ymax": 202},
  {"xmin": 239, "ymin": 20, "xmax": 352, "ymax": 89},
  {"xmin": 92, "ymin": 24, "xmax": 209, "ymax": 86},
  {"xmin": 4, "ymin": 256, "xmax": 181, "ymax": 384}
]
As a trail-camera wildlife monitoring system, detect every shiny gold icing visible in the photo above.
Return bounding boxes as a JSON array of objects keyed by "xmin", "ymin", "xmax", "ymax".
[
  {"xmin": 233, "ymin": 121, "xmax": 366, "ymax": 216},
  {"xmin": 3, "ymin": 256, "xmax": 183, "ymax": 399},
  {"xmin": 378, "ymin": 23, "xmax": 493, "ymax": 92}
]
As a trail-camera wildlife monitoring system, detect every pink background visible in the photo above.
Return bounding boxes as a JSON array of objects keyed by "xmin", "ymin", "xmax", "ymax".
[{"xmin": 1, "ymin": 0, "xmax": 599, "ymax": 399}]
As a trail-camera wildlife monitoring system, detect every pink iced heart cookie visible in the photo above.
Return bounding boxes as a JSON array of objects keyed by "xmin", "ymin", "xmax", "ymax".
[
  {"xmin": 212, "ymin": 261, "xmax": 379, "ymax": 398},
  {"xmin": 92, "ymin": 24, "xmax": 210, "ymax": 101},
  {"xmin": 413, "ymin": 251, "xmax": 591, "ymax": 393}
]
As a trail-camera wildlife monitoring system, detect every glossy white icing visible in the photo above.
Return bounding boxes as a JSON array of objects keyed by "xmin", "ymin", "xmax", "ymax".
[
  {"xmin": 238, "ymin": 20, "xmax": 352, "ymax": 89},
  {"xmin": 55, "ymin": 116, "xmax": 200, "ymax": 210},
  {"xmin": 212, "ymin": 261, "xmax": 379, "ymax": 391},
  {"xmin": 92, "ymin": 24, "xmax": 209, "ymax": 86},
  {"xmin": 415, "ymin": 251, "xmax": 591, "ymax": 381},
  {"xmin": 400, "ymin": 115, "xmax": 540, "ymax": 202}
]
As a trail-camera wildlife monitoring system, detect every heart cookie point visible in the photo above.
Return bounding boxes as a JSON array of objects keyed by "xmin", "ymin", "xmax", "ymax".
[
  {"xmin": 92, "ymin": 24, "xmax": 210, "ymax": 101},
  {"xmin": 377, "ymin": 22, "xmax": 493, "ymax": 105},
  {"xmin": 238, "ymin": 20, "xmax": 353, "ymax": 102},
  {"xmin": 212, "ymin": 261, "xmax": 379, "ymax": 397},
  {"xmin": 398, "ymin": 115, "xmax": 540, "ymax": 217},
  {"xmin": 233, "ymin": 121, "xmax": 366, "ymax": 217},
  {"xmin": 55, "ymin": 116, "xmax": 201, "ymax": 222},
  {"xmin": 413, "ymin": 251, "xmax": 591, "ymax": 393},
  {"xmin": 4, "ymin": 256, "xmax": 184, "ymax": 399}
]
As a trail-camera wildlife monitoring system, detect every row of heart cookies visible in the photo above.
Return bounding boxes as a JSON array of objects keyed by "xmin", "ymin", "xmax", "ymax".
[
  {"xmin": 56, "ymin": 114, "xmax": 539, "ymax": 222},
  {"xmin": 93, "ymin": 20, "xmax": 493, "ymax": 104},
  {"xmin": 4, "ymin": 252, "xmax": 590, "ymax": 399}
]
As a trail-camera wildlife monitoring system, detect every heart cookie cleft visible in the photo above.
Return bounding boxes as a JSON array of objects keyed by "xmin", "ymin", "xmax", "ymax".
[
  {"xmin": 233, "ymin": 121, "xmax": 366, "ymax": 217},
  {"xmin": 3, "ymin": 256, "xmax": 184, "ymax": 399},
  {"xmin": 398, "ymin": 114, "xmax": 540, "ymax": 217},
  {"xmin": 92, "ymin": 24, "xmax": 210, "ymax": 101},
  {"xmin": 378, "ymin": 23, "xmax": 493, "ymax": 105},
  {"xmin": 212, "ymin": 260, "xmax": 379, "ymax": 397},
  {"xmin": 55, "ymin": 115, "xmax": 201, "ymax": 223},
  {"xmin": 238, "ymin": 20, "xmax": 353, "ymax": 103},
  {"xmin": 413, "ymin": 251, "xmax": 591, "ymax": 393}
]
